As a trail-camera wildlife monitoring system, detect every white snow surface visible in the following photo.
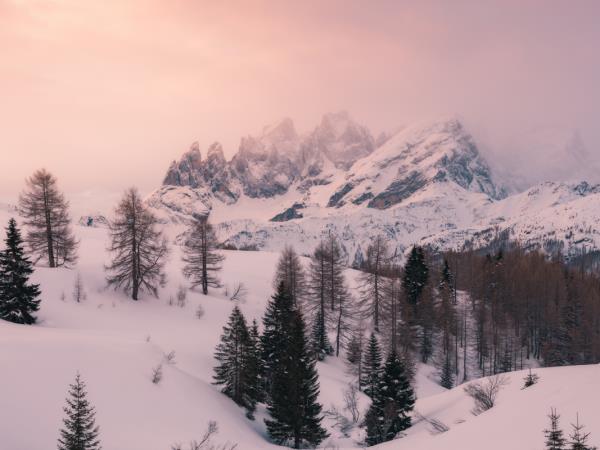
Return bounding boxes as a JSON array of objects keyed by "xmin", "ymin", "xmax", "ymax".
[{"xmin": 1, "ymin": 209, "xmax": 600, "ymax": 450}]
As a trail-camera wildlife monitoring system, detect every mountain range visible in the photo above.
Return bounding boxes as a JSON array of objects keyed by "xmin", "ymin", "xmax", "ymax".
[{"xmin": 147, "ymin": 112, "xmax": 600, "ymax": 264}]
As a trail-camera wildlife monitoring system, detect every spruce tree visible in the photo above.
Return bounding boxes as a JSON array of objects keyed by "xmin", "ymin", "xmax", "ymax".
[
  {"xmin": 365, "ymin": 350, "xmax": 415, "ymax": 446},
  {"xmin": 345, "ymin": 327, "xmax": 364, "ymax": 388},
  {"xmin": 569, "ymin": 414, "xmax": 597, "ymax": 450},
  {"xmin": 213, "ymin": 306, "xmax": 257, "ymax": 417},
  {"xmin": 57, "ymin": 373, "xmax": 101, "ymax": 450},
  {"xmin": 439, "ymin": 353, "xmax": 454, "ymax": 389},
  {"xmin": 544, "ymin": 408, "xmax": 566, "ymax": 450},
  {"xmin": 361, "ymin": 333, "xmax": 383, "ymax": 399},
  {"xmin": 273, "ymin": 245, "xmax": 306, "ymax": 308},
  {"xmin": 0, "ymin": 218, "xmax": 41, "ymax": 324},
  {"xmin": 310, "ymin": 307, "xmax": 332, "ymax": 361},
  {"xmin": 246, "ymin": 319, "xmax": 264, "ymax": 405},
  {"xmin": 402, "ymin": 245, "xmax": 428, "ymax": 306},
  {"xmin": 261, "ymin": 282, "xmax": 295, "ymax": 399},
  {"xmin": 265, "ymin": 310, "xmax": 328, "ymax": 448}
]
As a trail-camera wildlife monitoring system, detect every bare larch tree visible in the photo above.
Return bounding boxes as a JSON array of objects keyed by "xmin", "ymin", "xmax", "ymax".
[
  {"xmin": 357, "ymin": 235, "xmax": 390, "ymax": 333},
  {"xmin": 105, "ymin": 188, "xmax": 168, "ymax": 300},
  {"xmin": 182, "ymin": 215, "xmax": 224, "ymax": 295},
  {"xmin": 273, "ymin": 245, "xmax": 306, "ymax": 308},
  {"xmin": 18, "ymin": 169, "xmax": 78, "ymax": 267}
]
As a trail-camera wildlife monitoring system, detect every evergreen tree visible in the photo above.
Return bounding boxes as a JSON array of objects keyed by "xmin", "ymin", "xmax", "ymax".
[
  {"xmin": 544, "ymin": 408, "xmax": 566, "ymax": 450},
  {"xmin": 310, "ymin": 307, "xmax": 332, "ymax": 361},
  {"xmin": 19, "ymin": 169, "xmax": 78, "ymax": 267},
  {"xmin": 345, "ymin": 326, "xmax": 364, "ymax": 388},
  {"xmin": 213, "ymin": 306, "xmax": 257, "ymax": 418},
  {"xmin": 0, "ymin": 218, "xmax": 41, "ymax": 324},
  {"xmin": 265, "ymin": 310, "xmax": 328, "ymax": 448},
  {"xmin": 57, "ymin": 373, "xmax": 101, "ymax": 450},
  {"xmin": 365, "ymin": 350, "xmax": 415, "ymax": 446},
  {"xmin": 261, "ymin": 282, "xmax": 295, "ymax": 399},
  {"xmin": 439, "ymin": 353, "xmax": 454, "ymax": 389},
  {"xmin": 569, "ymin": 414, "xmax": 597, "ymax": 450},
  {"xmin": 361, "ymin": 333, "xmax": 383, "ymax": 399},
  {"xmin": 402, "ymin": 245, "xmax": 428, "ymax": 306},
  {"xmin": 182, "ymin": 215, "xmax": 224, "ymax": 295},
  {"xmin": 247, "ymin": 319, "xmax": 264, "ymax": 405}
]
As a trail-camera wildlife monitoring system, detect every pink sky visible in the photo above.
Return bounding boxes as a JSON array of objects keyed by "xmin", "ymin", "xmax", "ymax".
[{"xmin": 1, "ymin": 0, "xmax": 599, "ymax": 200}]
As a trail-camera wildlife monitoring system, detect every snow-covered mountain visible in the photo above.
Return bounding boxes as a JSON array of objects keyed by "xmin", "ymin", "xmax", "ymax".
[{"xmin": 149, "ymin": 115, "xmax": 600, "ymax": 262}]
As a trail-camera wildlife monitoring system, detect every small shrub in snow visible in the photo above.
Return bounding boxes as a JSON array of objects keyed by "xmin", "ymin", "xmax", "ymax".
[
  {"xmin": 228, "ymin": 282, "xmax": 247, "ymax": 302},
  {"xmin": 522, "ymin": 368, "xmax": 540, "ymax": 389},
  {"xmin": 196, "ymin": 304, "xmax": 205, "ymax": 319},
  {"xmin": 170, "ymin": 421, "xmax": 237, "ymax": 450},
  {"xmin": 164, "ymin": 350, "xmax": 176, "ymax": 365},
  {"xmin": 72, "ymin": 272, "xmax": 87, "ymax": 303},
  {"xmin": 176, "ymin": 285, "xmax": 187, "ymax": 308},
  {"xmin": 151, "ymin": 364, "xmax": 163, "ymax": 384},
  {"xmin": 343, "ymin": 383, "xmax": 361, "ymax": 424},
  {"xmin": 464, "ymin": 374, "xmax": 508, "ymax": 415}
]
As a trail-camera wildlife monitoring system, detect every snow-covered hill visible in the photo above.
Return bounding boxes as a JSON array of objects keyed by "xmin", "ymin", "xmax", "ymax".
[
  {"xmin": 148, "ymin": 116, "xmax": 600, "ymax": 262},
  {"xmin": 2, "ymin": 209, "xmax": 600, "ymax": 450}
]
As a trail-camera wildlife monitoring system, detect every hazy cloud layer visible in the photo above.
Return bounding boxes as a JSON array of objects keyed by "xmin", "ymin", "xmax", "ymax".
[{"xmin": 1, "ymin": 0, "xmax": 599, "ymax": 200}]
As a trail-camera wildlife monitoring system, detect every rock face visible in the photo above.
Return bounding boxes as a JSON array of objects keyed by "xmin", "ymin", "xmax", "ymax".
[{"xmin": 162, "ymin": 111, "xmax": 376, "ymax": 200}]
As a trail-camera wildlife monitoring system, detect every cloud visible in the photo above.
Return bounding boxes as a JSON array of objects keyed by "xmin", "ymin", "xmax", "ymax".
[{"xmin": 1, "ymin": 0, "xmax": 599, "ymax": 199}]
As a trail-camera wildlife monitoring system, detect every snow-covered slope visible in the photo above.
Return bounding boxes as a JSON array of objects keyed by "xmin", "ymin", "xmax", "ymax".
[
  {"xmin": 148, "ymin": 116, "xmax": 600, "ymax": 262},
  {"xmin": 2, "ymin": 207, "xmax": 600, "ymax": 450}
]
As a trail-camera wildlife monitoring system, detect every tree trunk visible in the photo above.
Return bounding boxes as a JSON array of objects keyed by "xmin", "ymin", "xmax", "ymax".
[{"xmin": 42, "ymin": 182, "xmax": 56, "ymax": 268}]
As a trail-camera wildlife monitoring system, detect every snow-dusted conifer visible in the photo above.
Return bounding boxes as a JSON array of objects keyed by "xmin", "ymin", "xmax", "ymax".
[
  {"xmin": 273, "ymin": 245, "xmax": 306, "ymax": 308},
  {"xmin": 57, "ymin": 373, "xmax": 101, "ymax": 450},
  {"xmin": 361, "ymin": 333, "xmax": 383, "ymax": 399},
  {"xmin": 0, "ymin": 218, "xmax": 41, "ymax": 324}
]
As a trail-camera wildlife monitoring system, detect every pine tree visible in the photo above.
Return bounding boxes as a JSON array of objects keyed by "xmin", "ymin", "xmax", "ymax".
[
  {"xmin": 358, "ymin": 235, "xmax": 390, "ymax": 332},
  {"xmin": 265, "ymin": 310, "xmax": 328, "ymax": 448},
  {"xmin": 19, "ymin": 169, "xmax": 78, "ymax": 267},
  {"xmin": 544, "ymin": 408, "xmax": 566, "ymax": 450},
  {"xmin": 105, "ymin": 188, "xmax": 168, "ymax": 300},
  {"xmin": 402, "ymin": 245, "xmax": 428, "ymax": 306},
  {"xmin": 246, "ymin": 319, "xmax": 264, "ymax": 405},
  {"xmin": 182, "ymin": 216, "xmax": 224, "ymax": 295},
  {"xmin": 439, "ymin": 353, "xmax": 454, "ymax": 389},
  {"xmin": 261, "ymin": 282, "xmax": 295, "ymax": 399},
  {"xmin": 213, "ymin": 306, "xmax": 257, "ymax": 418},
  {"xmin": 522, "ymin": 368, "xmax": 539, "ymax": 389},
  {"xmin": 365, "ymin": 350, "xmax": 415, "ymax": 446},
  {"xmin": 361, "ymin": 333, "xmax": 383, "ymax": 399},
  {"xmin": 310, "ymin": 307, "xmax": 332, "ymax": 361},
  {"xmin": 345, "ymin": 326, "xmax": 364, "ymax": 388},
  {"xmin": 569, "ymin": 414, "xmax": 597, "ymax": 450},
  {"xmin": 57, "ymin": 373, "xmax": 101, "ymax": 450},
  {"xmin": 273, "ymin": 245, "xmax": 306, "ymax": 308},
  {"xmin": 0, "ymin": 218, "xmax": 41, "ymax": 324}
]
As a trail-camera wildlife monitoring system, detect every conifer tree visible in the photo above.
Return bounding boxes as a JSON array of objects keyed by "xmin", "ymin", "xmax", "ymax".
[
  {"xmin": 569, "ymin": 414, "xmax": 597, "ymax": 450},
  {"xmin": 19, "ymin": 169, "xmax": 78, "ymax": 267},
  {"xmin": 246, "ymin": 319, "xmax": 264, "ymax": 405},
  {"xmin": 182, "ymin": 215, "xmax": 224, "ymax": 295},
  {"xmin": 439, "ymin": 353, "xmax": 454, "ymax": 389},
  {"xmin": 57, "ymin": 373, "xmax": 101, "ymax": 450},
  {"xmin": 544, "ymin": 408, "xmax": 566, "ymax": 450},
  {"xmin": 273, "ymin": 245, "xmax": 306, "ymax": 308},
  {"xmin": 345, "ymin": 326, "xmax": 364, "ymax": 388},
  {"xmin": 402, "ymin": 245, "xmax": 428, "ymax": 306},
  {"xmin": 261, "ymin": 282, "xmax": 295, "ymax": 399},
  {"xmin": 265, "ymin": 310, "xmax": 328, "ymax": 448},
  {"xmin": 361, "ymin": 333, "xmax": 383, "ymax": 399},
  {"xmin": 365, "ymin": 350, "xmax": 415, "ymax": 446},
  {"xmin": 310, "ymin": 307, "xmax": 333, "ymax": 360},
  {"xmin": 105, "ymin": 188, "xmax": 168, "ymax": 300},
  {"xmin": 0, "ymin": 218, "xmax": 41, "ymax": 324},
  {"xmin": 213, "ymin": 306, "xmax": 257, "ymax": 418}
]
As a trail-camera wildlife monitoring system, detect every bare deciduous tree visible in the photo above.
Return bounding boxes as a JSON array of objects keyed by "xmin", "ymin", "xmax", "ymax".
[
  {"xmin": 19, "ymin": 169, "xmax": 78, "ymax": 267},
  {"xmin": 171, "ymin": 421, "xmax": 238, "ymax": 450},
  {"xmin": 182, "ymin": 216, "xmax": 224, "ymax": 295},
  {"xmin": 72, "ymin": 272, "xmax": 86, "ymax": 303},
  {"xmin": 273, "ymin": 245, "xmax": 307, "ymax": 307},
  {"xmin": 357, "ymin": 235, "xmax": 390, "ymax": 332},
  {"xmin": 463, "ymin": 374, "xmax": 509, "ymax": 415},
  {"xmin": 105, "ymin": 188, "xmax": 168, "ymax": 300}
]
